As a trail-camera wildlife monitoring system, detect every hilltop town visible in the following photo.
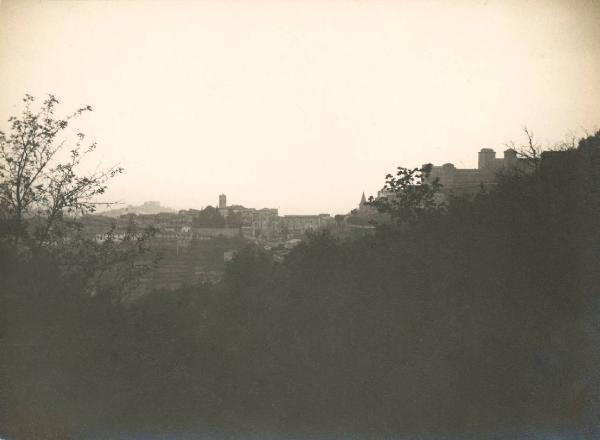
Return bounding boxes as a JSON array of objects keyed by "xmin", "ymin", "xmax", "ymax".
[
  {"xmin": 78, "ymin": 147, "xmax": 531, "ymax": 291},
  {"xmin": 82, "ymin": 193, "xmax": 344, "ymax": 290}
]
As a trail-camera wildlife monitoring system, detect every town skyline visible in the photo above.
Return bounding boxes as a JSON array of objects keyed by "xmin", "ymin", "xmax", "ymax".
[{"xmin": 93, "ymin": 142, "xmax": 582, "ymax": 217}]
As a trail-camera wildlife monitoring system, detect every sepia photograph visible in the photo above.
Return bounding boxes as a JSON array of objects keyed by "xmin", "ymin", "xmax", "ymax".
[{"xmin": 1, "ymin": 1, "xmax": 599, "ymax": 439}]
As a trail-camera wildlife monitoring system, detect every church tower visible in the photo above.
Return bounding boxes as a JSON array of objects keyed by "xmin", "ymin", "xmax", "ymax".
[{"xmin": 359, "ymin": 192, "xmax": 367, "ymax": 210}]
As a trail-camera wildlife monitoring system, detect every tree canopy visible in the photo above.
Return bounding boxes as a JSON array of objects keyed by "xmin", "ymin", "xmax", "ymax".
[
  {"xmin": 192, "ymin": 205, "xmax": 226, "ymax": 228},
  {"xmin": 0, "ymin": 94, "xmax": 123, "ymax": 251}
]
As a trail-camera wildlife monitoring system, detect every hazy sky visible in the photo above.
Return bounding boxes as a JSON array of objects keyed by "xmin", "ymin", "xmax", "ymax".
[{"xmin": 1, "ymin": 0, "xmax": 599, "ymax": 215}]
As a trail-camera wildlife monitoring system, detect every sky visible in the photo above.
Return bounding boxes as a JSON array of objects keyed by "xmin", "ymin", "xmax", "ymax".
[{"xmin": 0, "ymin": 0, "xmax": 599, "ymax": 215}]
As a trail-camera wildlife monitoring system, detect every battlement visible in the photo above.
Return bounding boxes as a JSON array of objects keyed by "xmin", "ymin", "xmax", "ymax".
[{"xmin": 426, "ymin": 148, "xmax": 528, "ymax": 195}]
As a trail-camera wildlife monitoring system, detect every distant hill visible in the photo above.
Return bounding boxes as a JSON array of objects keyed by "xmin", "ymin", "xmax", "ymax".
[{"xmin": 95, "ymin": 201, "xmax": 177, "ymax": 218}]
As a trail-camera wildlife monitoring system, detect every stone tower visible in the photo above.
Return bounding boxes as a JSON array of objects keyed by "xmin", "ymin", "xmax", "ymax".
[
  {"xmin": 503, "ymin": 148, "xmax": 518, "ymax": 167},
  {"xmin": 219, "ymin": 194, "xmax": 227, "ymax": 209},
  {"xmin": 478, "ymin": 148, "xmax": 496, "ymax": 170}
]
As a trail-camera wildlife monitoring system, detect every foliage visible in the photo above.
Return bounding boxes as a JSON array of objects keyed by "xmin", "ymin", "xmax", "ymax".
[
  {"xmin": 366, "ymin": 163, "xmax": 444, "ymax": 225},
  {"xmin": 0, "ymin": 94, "xmax": 123, "ymax": 251},
  {"xmin": 192, "ymin": 205, "xmax": 226, "ymax": 228}
]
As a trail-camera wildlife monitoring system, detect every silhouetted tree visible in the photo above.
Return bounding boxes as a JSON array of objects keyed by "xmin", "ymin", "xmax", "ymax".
[
  {"xmin": 192, "ymin": 205, "xmax": 226, "ymax": 228},
  {"xmin": 0, "ymin": 96, "xmax": 154, "ymax": 440},
  {"xmin": 504, "ymin": 125, "xmax": 544, "ymax": 172},
  {"xmin": 0, "ymin": 94, "xmax": 123, "ymax": 251},
  {"xmin": 367, "ymin": 163, "xmax": 443, "ymax": 225}
]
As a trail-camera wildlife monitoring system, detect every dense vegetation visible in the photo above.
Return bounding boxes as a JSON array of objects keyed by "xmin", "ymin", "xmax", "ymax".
[
  {"xmin": 192, "ymin": 206, "xmax": 227, "ymax": 228},
  {"xmin": 1, "ymin": 104, "xmax": 599, "ymax": 439}
]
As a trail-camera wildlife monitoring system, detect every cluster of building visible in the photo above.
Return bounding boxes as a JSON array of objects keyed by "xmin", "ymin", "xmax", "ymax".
[
  {"xmin": 214, "ymin": 194, "xmax": 335, "ymax": 240},
  {"xmin": 82, "ymin": 147, "xmax": 533, "ymax": 290},
  {"xmin": 86, "ymin": 199, "xmax": 337, "ymax": 259},
  {"xmin": 91, "ymin": 147, "xmax": 533, "ymax": 244},
  {"xmin": 91, "ymin": 148, "xmax": 528, "ymax": 245},
  {"xmin": 83, "ymin": 194, "xmax": 338, "ymax": 290}
]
